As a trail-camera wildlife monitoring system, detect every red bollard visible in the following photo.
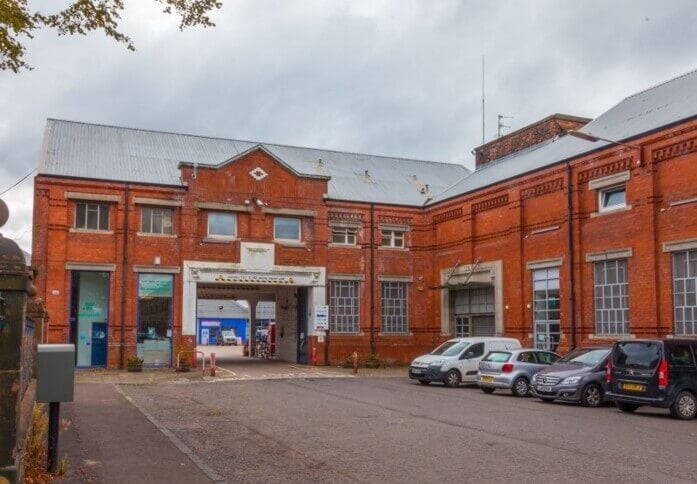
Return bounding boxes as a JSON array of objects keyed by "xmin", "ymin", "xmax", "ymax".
[
  {"xmin": 311, "ymin": 346, "xmax": 318, "ymax": 366},
  {"xmin": 210, "ymin": 352, "xmax": 216, "ymax": 377}
]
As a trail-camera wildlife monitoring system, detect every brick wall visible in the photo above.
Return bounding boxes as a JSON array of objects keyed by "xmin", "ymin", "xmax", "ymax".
[
  {"xmin": 32, "ymin": 119, "xmax": 697, "ymax": 368},
  {"xmin": 474, "ymin": 114, "xmax": 590, "ymax": 168}
]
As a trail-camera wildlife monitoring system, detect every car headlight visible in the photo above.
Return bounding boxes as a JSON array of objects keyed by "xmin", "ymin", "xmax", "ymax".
[
  {"xmin": 532, "ymin": 374, "xmax": 538, "ymax": 383},
  {"xmin": 430, "ymin": 359, "xmax": 445, "ymax": 367},
  {"xmin": 561, "ymin": 376, "xmax": 583, "ymax": 385}
]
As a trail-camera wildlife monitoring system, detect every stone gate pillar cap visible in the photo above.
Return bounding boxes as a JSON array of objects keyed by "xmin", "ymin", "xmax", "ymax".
[{"xmin": 0, "ymin": 198, "xmax": 8, "ymax": 228}]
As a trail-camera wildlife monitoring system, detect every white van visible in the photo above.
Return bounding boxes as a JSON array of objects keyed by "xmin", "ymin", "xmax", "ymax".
[{"xmin": 409, "ymin": 337, "xmax": 521, "ymax": 387}]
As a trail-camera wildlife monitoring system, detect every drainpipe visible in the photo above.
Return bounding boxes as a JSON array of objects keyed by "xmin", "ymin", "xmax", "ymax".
[
  {"xmin": 120, "ymin": 183, "xmax": 130, "ymax": 369},
  {"xmin": 370, "ymin": 203, "xmax": 376, "ymax": 355},
  {"xmin": 566, "ymin": 163, "xmax": 577, "ymax": 349}
]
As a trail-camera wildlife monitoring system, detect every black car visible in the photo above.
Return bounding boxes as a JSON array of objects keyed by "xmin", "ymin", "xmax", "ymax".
[
  {"xmin": 606, "ymin": 339, "xmax": 697, "ymax": 420},
  {"xmin": 531, "ymin": 346, "xmax": 612, "ymax": 407}
]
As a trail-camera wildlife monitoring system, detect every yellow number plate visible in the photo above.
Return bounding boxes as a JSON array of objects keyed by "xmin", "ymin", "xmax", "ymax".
[
  {"xmin": 481, "ymin": 375, "xmax": 495, "ymax": 383},
  {"xmin": 622, "ymin": 383, "xmax": 645, "ymax": 392}
]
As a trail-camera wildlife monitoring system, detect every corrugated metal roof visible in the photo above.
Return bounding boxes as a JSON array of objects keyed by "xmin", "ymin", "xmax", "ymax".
[
  {"xmin": 40, "ymin": 120, "xmax": 469, "ymax": 206},
  {"xmin": 430, "ymin": 67, "xmax": 697, "ymax": 203},
  {"xmin": 39, "ymin": 68, "xmax": 697, "ymax": 206}
]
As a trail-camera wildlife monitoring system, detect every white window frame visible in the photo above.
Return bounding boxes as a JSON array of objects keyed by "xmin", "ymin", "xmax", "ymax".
[
  {"xmin": 141, "ymin": 206, "xmax": 174, "ymax": 235},
  {"xmin": 381, "ymin": 281, "xmax": 409, "ymax": 333},
  {"xmin": 75, "ymin": 202, "xmax": 110, "ymax": 231},
  {"xmin": 598, "ymin": 185, "xmax": 627, "ymax": 212},
  {"xmin": 593, "ymin": 259, "xmax": 630, "ymax": 335},
  {"xmin": 329, "ymin": 280, "xmax": 360, "ymax": 333},
  {"xmin": 381, "ymin": 230, "xmax": 405, "ymax": 248},
  {"xmin": 273, "ymin": 217, "xmax": 301, "ymax": 242},
  {"xmin": 673, "ymin": 250, "xmax": 697, "ymax": 336},
  {"xmin": 207, "ymin": 212, "xmax": 237, "ymax": 238},
  {"xmin": 331, "ymin": 227, "xmax": 357, "ymax": 245}
]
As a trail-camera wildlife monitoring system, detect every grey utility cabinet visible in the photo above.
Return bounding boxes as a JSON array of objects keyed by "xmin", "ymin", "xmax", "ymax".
[{"xmin": 36, "ymin": 344, "xmax": 75, "ymax": 403}]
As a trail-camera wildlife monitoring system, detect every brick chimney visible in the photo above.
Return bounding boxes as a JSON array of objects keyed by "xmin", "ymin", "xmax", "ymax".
[{"xmin": 474, "ymin": 114, "xmax": 590, "ymax": 168}]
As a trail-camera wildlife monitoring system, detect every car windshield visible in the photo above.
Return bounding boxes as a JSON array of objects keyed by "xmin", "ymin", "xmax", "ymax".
[
  {"xmin": 613, "ymin": 342, "xmax": 661, "ymax": 369},
  {"xmin": 483, "ymin": 352, "xmax": 511, "ymax": 363},
  {"xmin": 223, "ymin": 330, "xmax": 235, "ymax": 336},
  {"xmin": 558, "ymin": 348, "xmax": 610, "ymax": 366},
  {"xmin": 431, "ymin": 341, "xmax": 468, "ymax": 357}
]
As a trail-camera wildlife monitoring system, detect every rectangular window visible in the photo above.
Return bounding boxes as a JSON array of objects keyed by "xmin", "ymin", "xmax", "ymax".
[
  {"xmin": 69, "ymin": 271, "xmax": 110, "ymax": 367},
  {"xmin": 673, "ymin": 250, "xmax": 697, "ymax": 336},
  {"xmin": 381, "ymin": 230, "xmax": 405, "ymax": 248},
  {"xmin": 455, "ymin": 316, "xmax": 470, "ymax": 337},
  {"xmin": 453, "ymin": 287, "xmax": 495, "ymax": 314},
  {"xmin": 594, "ymin": 259, "xmax": 629, "ymax": 335},
  {"xmin": 208, "ymin": 212, "xmax": 236, "ymax": 237},
  {"xmin": 75, "ymin": 202, "xmax": 109, "ymax": 231},
  {"xmin": 137, "ymin": 274, "xmax": 174, "ymax": 367},
  {"xmin": 274, "ymin": 217, "xmax": 301, "ymax": 241},
  {"xmin": 331, "ymin": 227, "xmax": 357, "ymax": 245},
  {"xmin": 141, "ymin": 207, "xmax": 173, "ymax": 235},
  {"xmin": 599, "ymin": 185, "xmax": 626, "ymax": 212},
  {"xmin": 381, "ymin": 281, "xmax": 408, "ymax": 333},
  {"xmin": 329, "ymin": 280, "xmax": 360, "ymax": 333},
  {"xmin": 533, "ymin": 268, "xmax": 561, "ymax": 351}
]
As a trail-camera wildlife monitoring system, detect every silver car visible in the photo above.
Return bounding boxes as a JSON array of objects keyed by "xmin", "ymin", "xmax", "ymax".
[{"xmin": 477, "ymin": 349, "xmax": 561, "ymax": 396}]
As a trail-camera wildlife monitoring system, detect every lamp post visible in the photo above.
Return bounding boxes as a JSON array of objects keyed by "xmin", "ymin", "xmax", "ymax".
[{"xmin": 567, "ymin": 130, "xmax": 643, "ymax": 166}]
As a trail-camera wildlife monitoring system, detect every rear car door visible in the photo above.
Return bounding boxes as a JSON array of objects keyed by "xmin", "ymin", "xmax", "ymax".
[
  {"xmin": 667, "ymin": 343, "xmax": 697, "ymax": 396},
  {"xmin": 516, "ymin": 351, "xmax": 542, "ymax": 377}
]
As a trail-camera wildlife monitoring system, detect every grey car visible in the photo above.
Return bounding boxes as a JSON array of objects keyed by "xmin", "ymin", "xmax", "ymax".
[
  {"xmin": 477, "ymin": 349, "xmax": 561, "ymax": 396},
  {"xmin": 531, "ymin": 346, "xmax": 612, "ymax": 407}
]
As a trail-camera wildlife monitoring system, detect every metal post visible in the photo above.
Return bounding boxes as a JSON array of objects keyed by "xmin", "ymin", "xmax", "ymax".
[{"xmin": 47, "ymin": 402, "xmax": 60, "ymax": 472}]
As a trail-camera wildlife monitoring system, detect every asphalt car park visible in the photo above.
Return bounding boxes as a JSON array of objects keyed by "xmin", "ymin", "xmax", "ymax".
[{"xmin": 108, "ymin": 375, "xmax": 697, "ymax": 483}]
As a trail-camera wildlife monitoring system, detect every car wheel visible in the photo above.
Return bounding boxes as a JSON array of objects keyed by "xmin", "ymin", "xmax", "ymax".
[
  {"xmin": 444, "ymin": 369, "xmax": 461, "ymax": 388},
  {"xmin": 511, "ymin": 377, "xmax": 530, "ymax": 397},
  {"xmin": 616, "ymin": 402, "xmax": 639, "ymax": 413},
  {"xmin": 418, "ymin": 380, "xmax": 431, "ymax": 385},
  {"xmin": 480, "ymin": 387, "xmax": 495, "ymax": 394},
  {"xmin": 580, "ymin": 384, "xmax": 603, "ymax": 407},
  {"xmin": 670, "ymin": 391, "xmax": 697, "ymax": 420}
]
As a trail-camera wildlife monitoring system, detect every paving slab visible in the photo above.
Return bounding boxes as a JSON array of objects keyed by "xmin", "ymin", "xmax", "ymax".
[{"xmin": 57, "ymin": 383, "xmax": 214, "ymax": 483}]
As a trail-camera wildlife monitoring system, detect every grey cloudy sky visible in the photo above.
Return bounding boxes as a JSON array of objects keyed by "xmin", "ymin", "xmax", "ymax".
[{"xmin": 2, "ymin": 0, "xmax": 697, "ymax": 252}]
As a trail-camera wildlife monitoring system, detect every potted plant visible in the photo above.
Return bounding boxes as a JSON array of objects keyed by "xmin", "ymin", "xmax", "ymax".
[
  {"xmin": 365, "ymin": 353, "xmax": 380, "ymax": 368},
  {"xmin": 177, "ymin": 358, "xmax": 191, "ymax": 373},
  {"xmin": 126, "ymin": 356, "xmax": 143, "ymax": 372},
  {"xmin": 340, "ymin": 354, "xmax": 354, "ymax": 369}
]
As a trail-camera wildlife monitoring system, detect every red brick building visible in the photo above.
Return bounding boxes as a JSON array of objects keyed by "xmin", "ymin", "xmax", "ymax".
[{"xmin": 32, "ymin": 69, "xmax": 697, "ymax": 368}]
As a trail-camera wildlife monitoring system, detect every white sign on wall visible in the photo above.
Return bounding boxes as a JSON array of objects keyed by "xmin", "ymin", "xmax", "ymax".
[{"xmin": 314, "ymin": 305, "xmax": 329, "ymax": 330}]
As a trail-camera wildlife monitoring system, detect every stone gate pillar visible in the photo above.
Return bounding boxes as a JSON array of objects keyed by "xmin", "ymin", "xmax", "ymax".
[{"xmin": 0, "ymin": 199, "xmax": 32, "ymax": 483}]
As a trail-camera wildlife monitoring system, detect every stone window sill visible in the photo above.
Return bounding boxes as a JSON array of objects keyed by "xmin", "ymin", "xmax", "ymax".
[
  {"xmin": 379, "ymin": 246, "xmax": 409, "ymax": 252},
  {"xmin": 203, "ymin": 236, "xmax": 237, "ymax": 244},
  {"xmin": 69, "ymin": 228, "xmax": 114, "ymax": 235},
  {"xmin": 590, "ymin": 204, "xmax": 632, "ymax": 218},
  {"xmin": 328, "ymin": 243, "xmax": 360, "ymax": 249},
  {"xmin": 377, "ymin": 332, "xmax": 413, "ymax": 337},
  {"xmin": 274, "ymin": 239, "xmax": 306, "ymax": 248},
  {"xmin": 137, "ymin": 232, "xmax": 177, "ymax": 238}
]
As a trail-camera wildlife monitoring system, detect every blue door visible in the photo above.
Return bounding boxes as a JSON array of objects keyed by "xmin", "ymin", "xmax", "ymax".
[{"xmin": 91, "ymin": 322, "xmax": 108, "ymax": 367}]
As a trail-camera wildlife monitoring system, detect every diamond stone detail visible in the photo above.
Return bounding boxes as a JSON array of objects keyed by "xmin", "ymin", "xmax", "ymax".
[{"xmin": 249, "ymin": 167, "xmax": 269, "ymax": 181}]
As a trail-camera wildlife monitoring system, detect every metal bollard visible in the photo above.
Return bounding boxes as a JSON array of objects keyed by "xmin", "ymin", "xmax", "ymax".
[
  {"xmin": 210, "ymin": 352, "xmax": 216, "ymax": 377},
  {"xmin": 352, "ymin": 351, "xmax": 358, "ymax": 374}
]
